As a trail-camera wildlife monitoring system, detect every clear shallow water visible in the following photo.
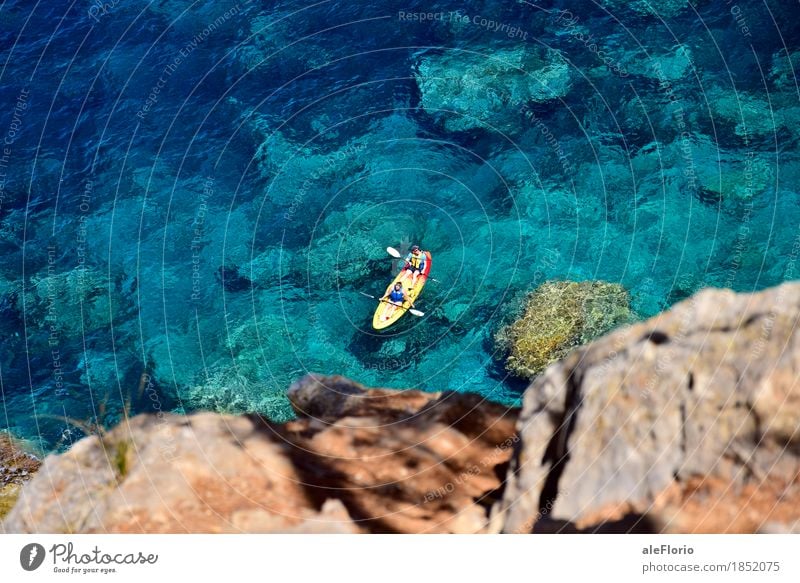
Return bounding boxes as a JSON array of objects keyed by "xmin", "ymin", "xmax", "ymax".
[{"xmin": 1, "ymin": 0, "xmax": 799, "ymax": 450}]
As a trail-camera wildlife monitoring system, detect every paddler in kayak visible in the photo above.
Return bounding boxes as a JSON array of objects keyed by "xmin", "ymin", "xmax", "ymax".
[
  {"xmin": 379, "ymin": 281, "xmax": 414, "ymax": 321},
  {"xmin": 403, "ymin": 245, "xmax": 427, "ymax": 287}
]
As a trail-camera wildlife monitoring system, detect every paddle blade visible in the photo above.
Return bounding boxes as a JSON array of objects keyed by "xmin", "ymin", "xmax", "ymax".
[
  {"xmin": 386, "ymin": 246, "xmax": 402, "ymax": 258},
  {"xmin": 408, "ymin": 309, "xmax": 425, "ymax": 317}
]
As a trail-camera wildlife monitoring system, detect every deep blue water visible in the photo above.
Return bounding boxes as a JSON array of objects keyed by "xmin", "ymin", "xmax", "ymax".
[{"xmin": 1, "ymin": 0, "xmax": 799, "ymax": 450}]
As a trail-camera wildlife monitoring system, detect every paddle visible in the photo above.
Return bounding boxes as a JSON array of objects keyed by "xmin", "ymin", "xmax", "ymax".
[
  {"xmin": 359, "ymin": 291, "xmax": 425, "ymax": 317},
  {"xmin": 386, "ymin": 247, "xmax": 441, "ymax": 283}
]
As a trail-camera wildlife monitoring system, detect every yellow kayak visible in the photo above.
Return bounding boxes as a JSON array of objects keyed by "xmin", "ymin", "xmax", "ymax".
[{"xmin": 372, "ymin": 251, "xmax": 432, "ymax": 330}]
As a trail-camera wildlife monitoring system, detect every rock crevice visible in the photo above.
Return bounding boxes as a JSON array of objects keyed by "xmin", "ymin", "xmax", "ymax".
[
  {"xmin": 3, "ymin": 375, "xmax": 517, "ymax": 534},
  {"xmin": 499, "ymin": 281, "xmax": 800, "ymax": 534}
]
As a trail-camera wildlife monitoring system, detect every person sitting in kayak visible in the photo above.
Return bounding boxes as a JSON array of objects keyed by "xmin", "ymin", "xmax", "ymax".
[
  {"xmin": 403, "ymin": 245, "xmax": 427, "ymax": 287},
  {"xmin": 380, "ymin": 281, "xmax": 413, "ymax": 321}
]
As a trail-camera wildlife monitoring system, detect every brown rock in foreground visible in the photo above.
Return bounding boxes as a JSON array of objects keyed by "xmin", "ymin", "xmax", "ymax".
[
  {"xmin": 499, "ymin": 282, "xmax": 800, "ymax": 534},
  {"xmin": 6, "ymin": 283, "xmax": 800, "ymax": 534},
  {"xmin": 2, "ymin": 375, "xmax": 517, "ymax": 533},
  {"xmin": 281, "ymin": 375, "xmax": 518, "ymax": 533}
]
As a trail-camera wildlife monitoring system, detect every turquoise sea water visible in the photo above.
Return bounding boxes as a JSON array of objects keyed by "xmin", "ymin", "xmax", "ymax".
[{"xmin": 1, "ymin": 0, "xmax": 799, "ymax": 450}]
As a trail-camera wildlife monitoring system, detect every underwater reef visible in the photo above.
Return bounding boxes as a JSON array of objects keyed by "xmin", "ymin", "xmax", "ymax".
[
  {"xmin": 415, "ymin": 45, "xmax": 573, "ymax": 132},
  {"xmin": 4, "ymin": 283, "xmax": 800, "ymax": 534}
]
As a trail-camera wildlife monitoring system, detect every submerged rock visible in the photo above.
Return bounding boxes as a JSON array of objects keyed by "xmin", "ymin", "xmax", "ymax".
[
  {"xmin": 499, "ymin": 281, "xmax": 800, "ymax": 533},
  {"xmin": 3, "ymin": 374, "xmax": 517, "ymax": 533},
  {"xmin": 689, "ymin": 135, "xmax": 774, "ymax": 202},
  {"xmin": 496, "ymin": 280, "xmax": 633, "ymax": 379},
  {"xmin": 632, "ymin": 134, "xmax": 773, "ymax": 203},
  {"xmin": 621, "ymin": 45, "xmax": 694, "ymax": 81},
  {"xmin": 770, "ymin": 50, "xmax": 800, "ymax": 90},
  {"xmin": 25, "ymin": 268, "xmax": 120, "ymax": 336},
  {"xmin": 706, "ymin": 86, "xmax": 800, "ymax": 140},
  {"xmin": 415, "ymin": 46, "xmax": 572, "ymax": 132},
  {"xmin": 234, "ymin": 14, "xmax": 333, "ymax": 76}
]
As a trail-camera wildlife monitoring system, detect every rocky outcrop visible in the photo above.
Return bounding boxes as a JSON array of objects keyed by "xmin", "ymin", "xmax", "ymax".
[
  {"xmin": 496, "ymin": 280, "xmax": 633, "ymax": 379},
  {"xmin": 2, "ymin": 375, "xmax": 517, "ymax": 533},
  {"xmin": 415, "ymin": 46, "xmax": 572, "ymax": 132},
  {"xmin": 0, "ymin": 434, "xmax": 40, "ymax": 520},
  {"xmin": 499, "ymin": 282, "xmax": 800, "ymax": 533},
  {"xmin": 5, "ymin": 283, "xmax": 800, "ymax": 534}
]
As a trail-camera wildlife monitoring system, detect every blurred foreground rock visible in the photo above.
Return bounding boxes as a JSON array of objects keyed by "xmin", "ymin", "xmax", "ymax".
[
  {"xmin": 500, "ymin": 282, "xmax": 800, "ymax": 533},
  {"xmin": 2, "ymin": 375, "xmax": 516, "ymax": 533}
]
